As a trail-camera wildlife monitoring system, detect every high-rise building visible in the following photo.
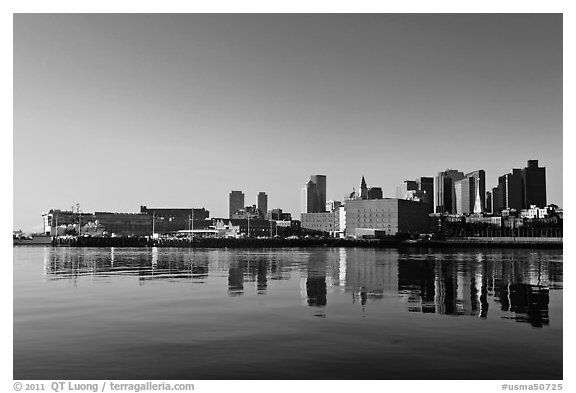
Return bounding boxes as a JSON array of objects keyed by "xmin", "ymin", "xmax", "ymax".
[
  {"xmin": 465, "ymin": 170, "xmax": 485, "ymax": 213},
  {"xmin": 454, "ymin": 178, "xmax": 472, "ymax": 215},
  {"xmin": 229, "ymin": 191, "xmax": 245, "ymax": 219},
  {"xmin": 301, "ymin": 175, "xmax": 327, "ymax": 214},
  {"xmin": 310, "ymin": 175, "xmax": 327, "ymax": 210},
  {"xmin": 257, "ymin": 192, "xmax": 268, "ymax": 218},
  {"xmin": 435, "ymin": 169, "xmax": 464, "ymax": 214},
  {"xmin": 521, "ymin": 160, "xmax": 546, "ymax": 208},
  {"xmin": 454, "ymin": 170, "xmax": 485, "ymax": 215},
  {"xmin": 485, "ymin": 191, "xmax": 492, "ymax": 214},
  {"xmin": 492, "ymin": 169, "xmax": 523, "ymax": 213}
]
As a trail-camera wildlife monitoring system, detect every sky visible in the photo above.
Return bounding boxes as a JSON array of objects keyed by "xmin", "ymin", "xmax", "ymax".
[{"xmin": 13, "ymin": 13, "xmax": 563, "ymax": 232}]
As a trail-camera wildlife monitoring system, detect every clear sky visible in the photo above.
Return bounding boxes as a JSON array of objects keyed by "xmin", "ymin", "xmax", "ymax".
[{"xmin": 13, "ymin": 13, "xmax": 562, "ymax": 232}]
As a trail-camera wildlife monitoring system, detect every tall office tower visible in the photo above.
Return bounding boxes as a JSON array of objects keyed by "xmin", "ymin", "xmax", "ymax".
[
  {"xmin": 492, "ymin": 169, "xmax": 523, "ymax": 213},
  {"xmin": 396, "ymin": 180, "xmax": 418, "ymax": 199},
  {"xmin": 257, "ymin": 192, "xmax": 268, "ymax": 218},
  {"xmin": 454, "ymin": 178, "xmax": 472, "ymax": 215},
  {"xmin": 485, "ymin": 191, "xmax": 492, "ymax": 214},
  {"xmin": 359, "ymin": 176, "xmax": 368, "ymax": 199},
  {"xmin": 302, "ymin": 180, "xmax": 320, "ymax": 213},
  {"xmin": 302, "ymin": 175, "xmax": 327, "ymax": 213},
  {"xmin": 229, "ymin": 191, "xmax": 245, "ymax": 218},
  {"xmin": 465, "ymin": 170, "xmax": 486, "ymax": 213},
  {"xmin": 435, "ymin": 170, "xmax": 464, "ymax": 214},
  {"xmin": 492, "ymin": 186, "xmax": 503, "ymax": 214},
  {"xmin": 521, "ymin": 160, "xmax": 547, "ymax": 208},
  {"xmin": 310, "ymin": 175, "xmax": 327, "ymax": 210}
]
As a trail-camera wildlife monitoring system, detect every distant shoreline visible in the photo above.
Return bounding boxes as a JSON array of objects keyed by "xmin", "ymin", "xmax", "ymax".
[{"xmin": 28, "ymin": 236, "xmax": 563, "ymax": 249}]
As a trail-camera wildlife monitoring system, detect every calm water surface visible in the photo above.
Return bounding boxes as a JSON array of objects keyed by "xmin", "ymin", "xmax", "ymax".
[{"xmin": 13, "ymin": 246, "xmax": 563, "ymax": 380}]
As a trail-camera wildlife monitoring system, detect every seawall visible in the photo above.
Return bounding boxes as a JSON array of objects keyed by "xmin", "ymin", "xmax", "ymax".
[{"xmin": 50, "ymin": 236, "xmax": 562, "ymax": 249}]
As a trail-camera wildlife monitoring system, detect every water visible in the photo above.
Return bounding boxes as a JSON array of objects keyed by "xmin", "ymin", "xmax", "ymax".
[{"xmin": 13, "ymin": 246, "xmax": 563, "ymax": 380}]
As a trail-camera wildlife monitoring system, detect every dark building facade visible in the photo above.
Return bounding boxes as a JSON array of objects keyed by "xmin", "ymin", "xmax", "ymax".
[
  {"xmin": 485, "ymin": 191, "xmax": 492, "ymax": 214},
  {"xmin": 140, "ymin": 206, "xmax": 210, "ymax": 234},
  {"xmin": 522, "ymin": 160, "xmax": 547, "ymax": 208},
  {"xmin": 417, "ymin": 177, "xmax": 434, "ymax": 211},
  {"xmin": 367, "ymin": 187, "xmax": 383, "ymax": 199},
  {"xmin": 492, "ymin": 169, "xmax": 523, "ymax": 213},
  {"xmin": 257, "ymin": 192, "xmax": 268, "ymax": 218},
  {"xmin": 302, "ymin": 175, "xmax": 327, "ymax": 213},
  {"xmin": 229, "ymin": 191, "xmax": 245, "ymax": 219},
  {"xmin": 43, "ymin": 209, "xmax": 154, "ymax": 236}
]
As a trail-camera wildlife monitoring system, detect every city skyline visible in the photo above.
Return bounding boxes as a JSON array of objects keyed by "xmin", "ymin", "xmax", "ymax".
[{"xmin": 14, "ymin": 14, "xmax": 562, "ymax": 232}]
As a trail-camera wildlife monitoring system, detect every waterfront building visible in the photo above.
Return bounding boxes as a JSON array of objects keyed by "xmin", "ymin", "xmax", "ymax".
[
  {"xmin": 522, "ymin": 160, "xmax": 547, "ymax": 208},
  {"xmin": 229, "ymin": 191, "xmax": 245, "ymax": 219},
  {"xmin": 42, "ymin": 209, "xmax": 76, "ymax": 235},
  {"xmin": 301, "ymin": 212, "xmax": 338, "ymax": 234},
  {"xmin": 227, "ymin": 218, "xmax": 273, "ymax": 237},
  {"xmin": 435, "ymin": 169, "xmax": 464, "ymax": 214},
  {"xmin": 345, "ymin": 198, "xmax": 430, "ymax": 238},
  {"xmin": 140, "ymin": 206, "xmax": 210, "ymax": 221},
  {"xmin": 257, "ymin": 192, "xmax": 268, "ymax": 219},
  {"xmin": 43, "ymin": 209, "xmax": 155, "ymax": 236},
  {"xmin": 301, "ymin": 175, "xmax": 327, "ymax": 214},
  {"xmin": 301, "ymin": 206, "xmax": 345, "ymax": 237},
  {"xmin": 520, "ymin": 205, "xmax": 548, "ymax": 219},
  {"xmin": 140, "ymin": 206, "xmax": 210, "ymax": 233}
]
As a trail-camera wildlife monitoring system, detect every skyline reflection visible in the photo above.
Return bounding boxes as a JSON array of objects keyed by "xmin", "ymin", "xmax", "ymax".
[{"xmin": 40, "ymin": 247, "xmax": 562, "ymax": 327}]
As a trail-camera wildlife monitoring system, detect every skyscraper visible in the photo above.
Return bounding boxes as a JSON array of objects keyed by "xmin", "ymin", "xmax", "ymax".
[
  {"xmin": 310, "ymin": 175, "xmax": 327, "ymax": 211},
  {"xmin": 229, "ymin": 191, "xmax": 244, "ymax": 218},
  {"xmin": 301, "ymin": 175, "xmax": 327, "ymax": 214},
  {"xmin": 435, "ymin": 169, "xmax": 464, "ymax": 214},
  {"xmin": 465, "ymin": 170, "xmax": 486, "ymax": 213},
  {"xmin": 521, "ymin": 160, "xmax": 547, "ymax": 208},
  {"xmin": 485, "ymin": 191, "xmax": 492, "ymax": 214},
  {"xmin": 454, "ymin": 178, "xmax": 472, "ymax": 215},
  {"xmin": 257, "ymin": 192, "xmax": 268, "ymax": 218},
  {"xmin": 492, "ymin": 169, "xmax": 523, "ymax": 213}
]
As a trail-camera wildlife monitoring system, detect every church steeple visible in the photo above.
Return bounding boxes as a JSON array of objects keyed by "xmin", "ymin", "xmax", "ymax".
[{"xmin": 360, "ymin": 176, "xmax": 368, "ymax": 200}]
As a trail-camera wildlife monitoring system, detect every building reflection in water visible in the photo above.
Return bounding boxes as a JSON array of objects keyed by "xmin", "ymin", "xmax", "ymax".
[
  {"xmin": 305, "ymin": 250, "xmax": 327, "ymax": 307},
  {"xmin": 396, "ymin": 249, "xmax": 558, "ymax": 328},
  {"xmin": 41, "ymin": 247, "xmax": 561, "ymax": 327}
]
